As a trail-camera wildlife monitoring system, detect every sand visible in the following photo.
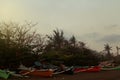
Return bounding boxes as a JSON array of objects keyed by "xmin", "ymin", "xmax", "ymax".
[{"xmin": 1, "ymin": 70, "xmax": 120, "ymax": 80}]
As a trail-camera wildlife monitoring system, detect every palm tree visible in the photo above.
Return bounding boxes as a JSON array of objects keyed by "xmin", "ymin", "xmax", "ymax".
[
  {"xmin": 116, "ymin": 46, "xmax": 120, "ymax": 56},
  {"xmin": 69, "ymin": 35, "xmax": 76, "ymax": 47},
  {"xmin": 104, "ymin": 44, "xmax": 112, "ymax": 59},
  {"xmin": 79, "ymin": 41, "xmax": 86, "ymax": 48},
  {"xmin": 47, "ymin": 29, "xmax": 65, "ymax": 50}
]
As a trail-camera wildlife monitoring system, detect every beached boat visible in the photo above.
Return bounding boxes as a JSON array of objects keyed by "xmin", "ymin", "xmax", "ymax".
[
  {"xmin": 53, "ymin": 66, "xmax": 73, "ymax": 75},
  {"xmin": 72, "ymin": 66, "xmax": 101, "ymax": 74},
  {"xmin": 0, "ymin": 69, "xmax": 10, "ymax": 79},
  {"xmin": 20, "ymin": 69, "xmax": 53, "ymax": 77},
  {"xmin": 102, "ymin": 66, "xmax": 120, "ymax": 71},
  {"xmin": 85, "ymin": 66, "xmax": 101, "ymax": 72}
]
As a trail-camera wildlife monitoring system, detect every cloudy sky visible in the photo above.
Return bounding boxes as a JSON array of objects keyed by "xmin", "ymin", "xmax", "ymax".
[{"xmin": 0, "ymin": 0, "xmax": 120, "ymax": 52}]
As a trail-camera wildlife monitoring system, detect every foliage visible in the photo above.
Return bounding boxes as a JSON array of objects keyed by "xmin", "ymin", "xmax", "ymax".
[
  {"xmin": 0, "ymin": 22, "xmax": 112, "ymax": 69},
  {"xmin": 64, "ymin": 49, "xmax": 100, "ymax": 66},
  {"xmin": 0, "ymin": 22, "xmax": 44, "ymax": 69},
  {"xmin": 104, "ymin": 44, "xmax": 113, "ymax": 60},
  {"xmin": 46, "ymin": 29, "xmax": 65, "ymax": 51}
]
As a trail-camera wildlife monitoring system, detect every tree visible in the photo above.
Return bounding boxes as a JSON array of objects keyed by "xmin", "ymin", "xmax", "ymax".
[
  {"xmin": 0, "ymin": 22, "xmax": 43, "ymax": 69},
  {"xmin": 69, "ymin": 35, "xmax": 76, "ymax": 47},
  {"xmin": 78, "ymin": 41, "xmax": 86, "ymax": 48},
  {"xmin": 46, "ymin": 29, "xmax": 65, "ymax": 50},
  {"xmin": 104, "ymin": 44, "xmax": 112, "ymax": 60},
  {"xmin": 32, "ymin": 34, "xmax": 46, "ymax": 55},
  {"xmin": 116, "ymin": 46, "xmax": 120, "ymax": 56}
]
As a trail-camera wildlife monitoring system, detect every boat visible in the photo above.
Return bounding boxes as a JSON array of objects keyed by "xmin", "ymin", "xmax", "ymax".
[
  {"xmin": 71, "ymin": 66, "xmax": 101, "ymax": 74},
  {"xmin": 0, "ymin": 69, "xmax": 10, "ymax": 79},
  {"xmin": 53, "ymin": 66, "xmax": 73, "ymax": 75},
  {"xmin": 20, "ymin": 69, "xmax": 53, "ymax": 77},
  {"xmin": 102, "ymin": 66, "xmax": 120, "ymax": 71},
  {"xmin": 112, "ymin": 66, "xmax": 120, "ymax": 70},
  {"xmin": 85, "ymin": 66, "xmax": 101, "ymax": 72}
]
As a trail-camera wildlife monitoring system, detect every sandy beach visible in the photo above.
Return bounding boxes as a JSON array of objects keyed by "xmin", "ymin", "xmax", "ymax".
[{"xmin": 2, "ymin": 70, "xmax": 120, "ymax": 80}]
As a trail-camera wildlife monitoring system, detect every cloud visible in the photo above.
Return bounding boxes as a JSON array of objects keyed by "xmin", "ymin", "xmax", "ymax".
[
  {"xmin": 83, "ymin": 32, "xmax": 101, "ymax": 38},
  {"xmin": 104, "ymin": 24, "xmax": 120, "ymax": 30},
  {"xmin": 98, "ymin": 34, "xmax": 120, "ymax": 43},
  {"xmin": 109, "ymin": 24, "xmax": 120, "ymax": 28},
  {"xmin": 78, "ymin": 32, "xmax": 101, "ymax": 40}
]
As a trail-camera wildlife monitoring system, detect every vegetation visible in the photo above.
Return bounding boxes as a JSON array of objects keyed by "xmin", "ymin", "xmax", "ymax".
[
  {"xmin": 0, "ymin": 22, "xmax": 42, "ymax": 69},
  {"xmin": 0, "ymin": 22, "xmax": 119, "ymax": 69}
]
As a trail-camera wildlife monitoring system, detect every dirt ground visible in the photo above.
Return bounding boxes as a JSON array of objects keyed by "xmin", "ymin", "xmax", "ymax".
[{"xmin": 1, "ymin": 70, "xmax": 120, "ymax": 80}]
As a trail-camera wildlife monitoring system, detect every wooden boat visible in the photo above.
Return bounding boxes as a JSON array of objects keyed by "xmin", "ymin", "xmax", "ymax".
[
  {"xmin": 53, "ymin": 66, "xmax": 73, "ymax": 75},
  {"xmin": 72, "ymin": 66, "xmax": 101, "ymax": 74},
  {"xmin": 20, "ymin": 69, "xmax": 53, "ymax": 77},
  {"xmin": 85, "ymin": 66, "xmax": 101, "ymax": 72},
  {"xmin": 0, "ymin": 69, "xmax": 10, "ymax": 79},
  {"xmin": 112, "ymin": 66, "xmax": 120, "ymax": 70},
  {"xmin": 102, "ymin": 66, "xmax": 120, "ymax": 71}
]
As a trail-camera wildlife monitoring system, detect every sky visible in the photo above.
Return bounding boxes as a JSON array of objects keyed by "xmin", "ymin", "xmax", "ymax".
[{"xmin": 0, "ymin": 0, "xmax": 120, "ymax": 52}]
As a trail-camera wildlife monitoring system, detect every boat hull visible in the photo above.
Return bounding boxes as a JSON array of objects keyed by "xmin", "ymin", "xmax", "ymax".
[
  {"xmin": 20, "ymin": 69, "xmax": 53, "ymax": 77},
  {"xmin": 73, "ymin": 66, "xmax": 101, "ymax": 73},
  {"xmin": 102, "ymin": 66, "xmax": 120, "ymax": 71}
]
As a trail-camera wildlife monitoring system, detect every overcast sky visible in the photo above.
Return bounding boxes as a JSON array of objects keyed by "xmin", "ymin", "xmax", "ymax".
[{"xmin": 0, "ymin": 0, "xmax": 120, "ymax": 52}]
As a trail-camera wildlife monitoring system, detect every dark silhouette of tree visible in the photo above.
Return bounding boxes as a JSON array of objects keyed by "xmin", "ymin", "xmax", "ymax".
[
  {"xmin": 104, "ymin": 44, "xmax": 112, "ymax": 60},
  {"xmin": 0, "ymin": 22, "xmax": 42, "ymax": 69},
  {"xmin": 116, "ymin": 46, "xmax": 120, "ymax": 56},
  {"xmin": 32, "ymin": 34, "xmax": 46, "ymax": 55},
  {"xmin": 79, "ymin": 41, "xmax": 86, "ymax": 48},
  {"xmin": 46, "ymin": 29, "xmax": 65, "ymax": 50},
  {"xmin": 104, "ymin": 44, "xmax": 112, "ymax": 55},
  {"xmin": 69, "ymin": 35, "xmax": 76, "ymax": 47},
  {"xmin": 78, "ymin": 41, "xmax": 86, "ymax": 54}
]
